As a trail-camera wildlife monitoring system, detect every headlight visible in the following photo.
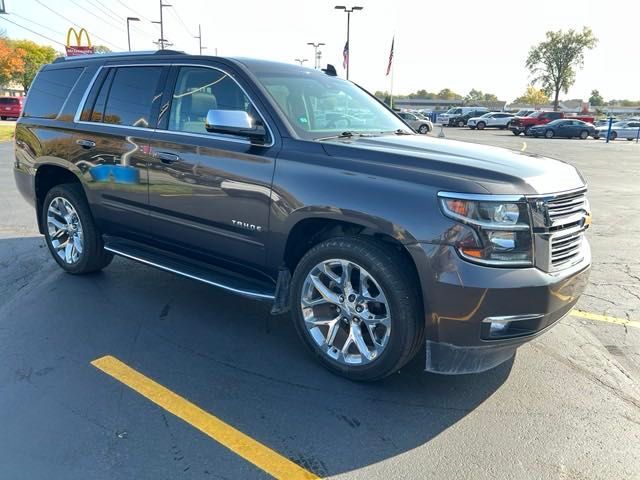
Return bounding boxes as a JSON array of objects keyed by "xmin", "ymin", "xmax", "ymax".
[{"xmin": 438, "ymin": 193, "xmax": 533, "ymax": 266}]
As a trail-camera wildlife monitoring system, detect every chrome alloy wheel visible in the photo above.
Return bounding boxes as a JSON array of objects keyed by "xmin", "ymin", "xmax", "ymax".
[
  {"xmin": 47, "ymin": 197, "xmax": 84, "ymax": 264},
  {"xmin": 301, "ymin": 259, "xmax": 391, "ymax": 365}
]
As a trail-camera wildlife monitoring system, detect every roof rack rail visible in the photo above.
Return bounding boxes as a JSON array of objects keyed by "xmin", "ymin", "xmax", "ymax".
[{"xmin": 53, "ymin": 50, "xmax": 187, "ymax": 63}]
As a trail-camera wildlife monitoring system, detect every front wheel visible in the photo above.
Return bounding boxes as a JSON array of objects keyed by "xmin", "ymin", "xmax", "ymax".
[
  {"xmin": 418, "ymin": 124, "xmax": 429, "ymax": 134},
  {"xmin": 477, "ymin": 122, "xmax": 486, "ymax": 130},
  {"xmin": 512, "ymin": 130, "xmax": 521, "ymax": 136},
  {"xmin": 609, "ymin": 131, "xmax": 617, "ymax": 140},
  {"xmin": 43, "ymin": 183, "xmax": 113, "ymax": 274},
  {"xmin": 291, "ymin": 236, "xmax": 423, "ymax": 381},
  {"xmin": 579, "ymin": 130, "xmax": 589, "ymax": 139},
  {"xmin": 544, "ymin": 129, "xmax": 554, "ymax": 139}
]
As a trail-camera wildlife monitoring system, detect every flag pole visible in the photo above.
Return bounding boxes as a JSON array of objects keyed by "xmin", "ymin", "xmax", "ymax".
[{"xmin": 390, "ymin": 56, "xmax": 394, "ymax": 109}]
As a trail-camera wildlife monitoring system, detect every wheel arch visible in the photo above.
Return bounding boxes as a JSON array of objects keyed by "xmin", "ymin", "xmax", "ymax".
[{"xmin": 34, "ymin": 163, "xmax": 86, "ymax": 234}]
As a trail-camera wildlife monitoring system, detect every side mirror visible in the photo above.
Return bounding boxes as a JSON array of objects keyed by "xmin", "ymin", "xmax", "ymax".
[{"xmin": 205, "ymin": 110, "xmax": 267, "ymax": 145}]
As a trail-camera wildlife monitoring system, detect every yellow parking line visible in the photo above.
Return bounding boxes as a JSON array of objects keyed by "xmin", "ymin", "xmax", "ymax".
[
  {"xmin": 521, "ymin": 141, "xmax": 527, "ymax": 151},
  {"xmin": 91, "ymin": 355, "xmax": 319, "ymax": 480},
  {"xmin": 570, "ymin": 309, "xmax": 639, "ymax": 329}
]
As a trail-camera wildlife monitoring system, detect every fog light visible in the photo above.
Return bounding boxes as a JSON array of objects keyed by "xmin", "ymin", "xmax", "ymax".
[{"xmin": 489, "ymin": 321, "xmax": 510, "ymax": 336}]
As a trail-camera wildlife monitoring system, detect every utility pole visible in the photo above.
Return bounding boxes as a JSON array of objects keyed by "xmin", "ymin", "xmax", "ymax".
[
  {"xmin": 195, "ymin": 24, "xmax": 206, "ymax": 55},
  {"xmin": 152, "ymin": 0, "xmax": 172, "ymax": 50},
  {"xmin": 334, "ymin": 5, "xmax": 363, "ymax": 80},
  {"xmin": 307, "ymin": 42, "xmax": 325, "ymax": 69}
]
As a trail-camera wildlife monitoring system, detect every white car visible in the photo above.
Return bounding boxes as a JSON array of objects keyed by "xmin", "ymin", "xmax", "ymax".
[
  {"xmin": 467, "ymin": 112, "xmax": 514, "ymax": 130},
  {"xmin": 594, "ymin": 120, "xmax": 640, "ymax": 141}
]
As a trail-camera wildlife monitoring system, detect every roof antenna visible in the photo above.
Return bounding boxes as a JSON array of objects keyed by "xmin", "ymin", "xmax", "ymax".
[{"xmin": 322, "ymin": 64, "xmax": 337, "ymax": 77}]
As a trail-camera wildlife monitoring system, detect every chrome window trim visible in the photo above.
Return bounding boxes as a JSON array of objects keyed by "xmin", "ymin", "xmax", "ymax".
[{"xmin": 72, "ymin": 62, "xmax": 276, "ymax": 148}]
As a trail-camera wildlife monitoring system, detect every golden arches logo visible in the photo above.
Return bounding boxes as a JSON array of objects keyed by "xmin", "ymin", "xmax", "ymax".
[{"xmin": 66, "ymin": 27, "xmax": 92, "ymax": 48}]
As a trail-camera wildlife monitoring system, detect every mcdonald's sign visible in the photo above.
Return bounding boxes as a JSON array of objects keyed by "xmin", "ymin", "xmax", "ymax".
[{"xmin": 65, "ymin": 28, "xmax": 95, "ymax": 56}]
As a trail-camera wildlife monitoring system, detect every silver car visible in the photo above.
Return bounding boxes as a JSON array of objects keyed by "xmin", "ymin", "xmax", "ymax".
[
  {"xmin": 397, "ymin": 111, "xmax": 433, "ymax": 134},
  {"xmin": 594, "ymin": 120, "xmax": 640, "ymax": 141}
]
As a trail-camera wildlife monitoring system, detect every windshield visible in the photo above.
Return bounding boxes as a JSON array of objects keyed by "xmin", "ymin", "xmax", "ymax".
[
  {"xmin": 254, "ymin": 71, "xmax": 407, "ymax": 140},
  {"xmin": 527, "ymin": 111, "xmax": 542, "ymax": 118},
  {"xmin": 514, "ymin": 110, "xmax": 530, "ymax": 116}
]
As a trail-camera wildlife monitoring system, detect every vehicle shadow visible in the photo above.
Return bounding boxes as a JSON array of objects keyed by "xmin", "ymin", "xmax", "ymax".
[{"xmin": 0, "ymin": 238, "xmax": 514, "ymax": 479}]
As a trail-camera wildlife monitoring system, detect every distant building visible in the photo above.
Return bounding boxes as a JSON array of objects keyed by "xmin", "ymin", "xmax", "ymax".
[
  {"xmin": 0, "ymin": 81, "xmax": 25, "ymax": 97},
  {"xmin": 387, "ymin": 98, "xmax": 507, "ymax": 112}
]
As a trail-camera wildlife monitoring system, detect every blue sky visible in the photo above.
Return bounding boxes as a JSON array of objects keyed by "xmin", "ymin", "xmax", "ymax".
[{"xmin": 1, "ymin": 0, "xmax": 637, "ymax": 102}]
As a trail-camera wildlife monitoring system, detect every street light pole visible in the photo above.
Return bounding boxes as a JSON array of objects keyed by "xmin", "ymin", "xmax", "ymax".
[
  {"xmin": 307, "ymin": 42, "xmax": 325, "ymax": 69},
  {"xmin": 294, "ymin": 58, "xmax": 308, "ymax": 66},
  {"xmin": 334, "ymin": 5, "xmax": 363, "ymax": 80},
  {"xmin": 126, "ymin": 17, "xmax": 140, "ymax": 51}
]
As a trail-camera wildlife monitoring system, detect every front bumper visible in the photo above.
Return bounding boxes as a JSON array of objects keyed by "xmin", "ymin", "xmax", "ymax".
[
  {"xmin": 510, "ymin": 126, "xmax": 528, "ymax": 134},
  {"xmin": 406, "ymin": 242, "xmax": 591, "ymax": 374}
]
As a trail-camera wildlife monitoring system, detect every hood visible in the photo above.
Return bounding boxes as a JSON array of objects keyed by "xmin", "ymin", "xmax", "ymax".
[{"xmin": 321, "ymin": 134, "xmax": 585, "ymax": 195}]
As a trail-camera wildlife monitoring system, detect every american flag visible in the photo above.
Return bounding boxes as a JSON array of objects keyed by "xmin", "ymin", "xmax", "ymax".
[
  {"xmin": 342, "ymin": 41, "xmax": 349, "ymax": 69},
  {"xmin": 386, "ymin": 36, "xmax": 394, "ymax": 76}
]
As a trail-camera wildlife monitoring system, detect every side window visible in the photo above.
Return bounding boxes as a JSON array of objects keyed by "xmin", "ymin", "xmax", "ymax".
[
  {"xmin": 23, "ymin": 67, "xmax": 84, "ymax": 119},
  {"xmin": 99, "ymin": 66, "xmax": 163, "ymax": 127},
  {"xmin": 168, "ymin": 66, "xmax": 255, "ymax": 135}
]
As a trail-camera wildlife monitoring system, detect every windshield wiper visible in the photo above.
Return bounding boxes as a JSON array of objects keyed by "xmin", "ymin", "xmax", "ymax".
[{"xmin": 316, "ymin": 131, "xmax": 377, "ymax": 141}]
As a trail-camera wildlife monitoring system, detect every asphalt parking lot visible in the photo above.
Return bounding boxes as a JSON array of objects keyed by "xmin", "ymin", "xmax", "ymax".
[{"xmin": 1, "ymin": 130, "xmax": 639, "ymax": 479}]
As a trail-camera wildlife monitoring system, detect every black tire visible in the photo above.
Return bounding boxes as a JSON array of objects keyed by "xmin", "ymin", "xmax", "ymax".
[
  {"xmin": 524, "ymin": 127, "xmax": 531, "ymax": 136},
  {"xmin": 418, "ymin": 124, "xmax": 429, "ymax": 134},
  {"xmin": 477, "ymin": 122, "xmax": 486, "ymax": 130},
  {"xmin": 544, "ymin": 129, "xmax": 554, "ymax": 139},
  {"xmin": 0, "ymin": 116, "xmax": 5, "ymax": 120},
  {"xmin": 469, "ymin": 126, "xmax": 476, "ymax": 130},
  {"xmin": 579, "ymin": 130, "xmax": 588, "ymax": 140},
  {"xmin": 512, "ymin": 130, "xmax": 521, "ymax": 136},
  {"xmin": 628, "ymin": 138, "xmax": 634, "ymax": 141},
  {"xmin": 609, "ymin": 131, "xmax": 617, "ymax": 140},
  {"xmin": 290, "ymin": 236, "xmax": 423, "ymax": 381},
  {"xmin": 457, "ymin": 120, "xmax": 465, "ymax": 128},
  {"xmin": 42, "ymin": 183, "xmax": 113, "ymax": 274}
]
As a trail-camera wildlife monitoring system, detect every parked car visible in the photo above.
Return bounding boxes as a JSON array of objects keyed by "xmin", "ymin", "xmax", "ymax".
[
  {"xmin": 527, "ymin": 119, "xmax": 597, "ymax": 139},
  {"xmin": 436, "ymin": 107, "xmax": 488, "ymax": 126},
  {"xmin": 14, "ymin": 52, "xmax": 591, "ymax": 381},
  {"xmin": 467, "ymin": 112, "xmax": 514, "ymax": 130},
  {"xmin": 512, "ymin": 109, "xmax": 536, "ymax": 117},
  {"xmin": 594, "ymin": 120, "xmax": 640, "ymax": 140},
  {"xmin": 510, "ymin": 111, "xmax": 595, "ymax": 135},
  {"xmin": 0, "ymin": 96, "xmax": 23, "ymax": 119},
  {"xmin": 594, "ymin": 118, "xmax": 620, "ymax": 127},
  {"xmin": 446, "ymin": 108, "xmax": 489, "ymax": 127},
  {"xmin": 397, "ymin": 111, "xmax": 432, "ymax": 133}
]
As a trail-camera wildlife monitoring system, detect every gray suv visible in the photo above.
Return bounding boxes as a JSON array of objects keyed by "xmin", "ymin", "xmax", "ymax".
[{"xmin": 14, "ymin": 51, "xmax": 591, "ymax": 381}]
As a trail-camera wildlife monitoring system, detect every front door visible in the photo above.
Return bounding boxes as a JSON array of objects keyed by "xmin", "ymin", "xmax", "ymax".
[
  {"xmin": 146, "ymin": 64, "xmax": 279, "ymax": 271},
  {"xmin": 71, "ymin": 64, "xmax": 168, "ymax": 239}
]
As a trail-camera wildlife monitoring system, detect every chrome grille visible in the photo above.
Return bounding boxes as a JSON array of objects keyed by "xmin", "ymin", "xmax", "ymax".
[
  {"xmin": 546, "ymin": 190, "xmax": 588, "ymax": 226},
  {"xmin": 550, "ymin": 228, "xmax": 585, "ymax": 268}
]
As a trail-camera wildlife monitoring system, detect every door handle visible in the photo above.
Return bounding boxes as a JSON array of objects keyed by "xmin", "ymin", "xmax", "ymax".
[
  {"xmin": 154, "ymin": 151, "xmax": 182, "ymax": 164},
  {"xmin": 76, "ymin": 138, "xmax": 96, "ymax": 149}
]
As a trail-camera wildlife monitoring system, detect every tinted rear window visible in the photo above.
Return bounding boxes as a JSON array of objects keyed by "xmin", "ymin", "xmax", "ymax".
[
  {"xmin": 0, "ymin": 98, "xmax": 19, "ymax": 105},
  {"xmin": 23, "ymin": 67, "xmax": 83, "ymax": 119},
  {"xmin": 101, "ymin": 66, "xmax": 163, "ymax": 128}
]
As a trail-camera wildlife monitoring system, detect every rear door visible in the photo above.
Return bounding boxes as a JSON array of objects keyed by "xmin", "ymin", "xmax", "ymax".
[
  {"xmin": 72, "ymin": 64, "xmax": 168, "ymax": 239},
  {"xmin": 145, "ymin": 63, "xmax": 280, "ymax": 270}
]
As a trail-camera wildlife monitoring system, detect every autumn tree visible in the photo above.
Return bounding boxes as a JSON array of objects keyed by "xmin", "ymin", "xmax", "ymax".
[
  {"xmin": 437, "ymin": 88, "xmax": 462, "ymax": 100},
  {"xmin": 526, "ymin": 27, "xmax": 598, "ymax": 111},
  {"xmin": 513, "ymin": 86, "xmax": 550, "ymax": 107},
  {"xmin": 9, "ymin": 39, "xmax": 57, "ymax": 91},
  {"xmin": 0, "ymin": 38, "xmax": 25, "ymax": 87}
]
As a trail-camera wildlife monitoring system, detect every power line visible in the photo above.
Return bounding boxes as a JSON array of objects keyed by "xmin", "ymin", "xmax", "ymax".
[
  {"xmin": 68, "ymin": 0, "xmax": 126, "ymax": 33},
  {"xmin": 84, "ymin": 0, "xmax": 123, "ymax": 24},
  {"xmin": 92, "ymin": 0, "xmax": 126, "ymax": 21},
  {"xmin": 116, "ymin": 0, "xmax": 153, "ymax": 23},
  {"xmin": 34, "ymin": 0, "xmax": 126, "ymax": 50},
  {"xmin": 10, "ymin": 11, "xmax": 65, "ymax": 37},
  {"xmin": 0, "ymin": 15, "xmax": 66, "ymax": 47},
  {"xmin": 170, "ymin": 5, "xmax": 195, "ymax": 37}
]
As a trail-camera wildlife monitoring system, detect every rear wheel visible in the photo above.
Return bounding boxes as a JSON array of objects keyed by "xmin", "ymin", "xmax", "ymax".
[
  {"xmin": 418, "ymin": 124, "xmax": 429, "ymax": 134},
  {"xmin": 457, "ymin": 120, "xmax": 465, "ymax": 128},
  {"xmin": 544, "ymin": 129, "xmax": 554, "ymax": 139},
  {"xmin": 42, "ymin": 183, "xmax": 113, "ymax": 274},
  {"xmin": 477, "ymin": 122, "xmax": 486, "ymax": 130},
  {"xmin": 291, "ymin": 236, "xmax": 423, "ymax": 381}
]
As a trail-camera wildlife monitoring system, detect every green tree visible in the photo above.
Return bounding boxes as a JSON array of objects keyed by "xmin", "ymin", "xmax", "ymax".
[
  {"xmin": 437, "ymin": 88, "xmax": 462, "ymax": 100},
  {"xmin": 8, "ymin": 40, "xmax": 56, "ymax": 91},
  {"xmin": 513, "ymin": 85, "xmax": 550, "ymax": 107},
  {"xmin": 483, "ymin": 93, "xmax": 498, "ymax": 101},
  {"xmin": 93, "ymin": 45, "xmax": 112, "ymax": 54},
  {"xmin": 526, "ymin": 27, "xmax": 598, "ymax": 111},
  {"xmin": 588, "ymin": 89, "xmax": 604, "ymax": 106}
]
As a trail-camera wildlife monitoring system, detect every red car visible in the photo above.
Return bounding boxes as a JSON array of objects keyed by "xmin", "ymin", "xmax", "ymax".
[{"xmin": 0, "ymin": 96, "xmax": 23, "ymax": 120}]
